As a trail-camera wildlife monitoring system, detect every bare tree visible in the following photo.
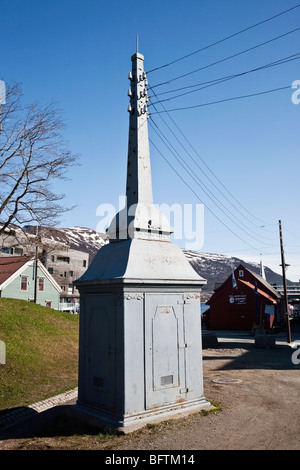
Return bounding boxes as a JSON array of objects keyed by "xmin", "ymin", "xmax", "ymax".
[{"xmin": 0, "ymin": 82, "xmax": 79, "ymax": 234}]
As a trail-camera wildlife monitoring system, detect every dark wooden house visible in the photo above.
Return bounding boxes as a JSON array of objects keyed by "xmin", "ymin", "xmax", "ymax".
[{"xmin": 205, "ymin": 264, "xmax": 281, "ymax": 330}]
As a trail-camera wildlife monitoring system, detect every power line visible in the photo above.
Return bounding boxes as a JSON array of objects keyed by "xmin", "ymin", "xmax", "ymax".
[
  {"xmin": 147, "ymin": 83, "xmax": 273, "ymax": 227},
  {"xmin": 150, "ymin": 84, "xmax": 291, "ymax": 114},
  {"xmin": 149, "ymin": 134, "xmax": 261, "ymax": 252},
  {"xmin": 154, "ymin": 52, "xmax": 300, "ymax": 97},
  {"xmin": 285, "ymin": 228, "xmax": 300, "ymax": 242},
  {"xmin": 150, "ymin": 26, "xmax": 300, "ymax": 89},
  {"xmin": 147, "ymin": 4, "xmax": 300, "ymax": 74},
  {"xmin": 150, "ymin": 53, "xmax": 300, "ymax": 105},
  {"xmin": 148, "ymin": 105, "xmax": 275, "ymax": 239},
  {"xmin": 149, "ymin": 117, "xmax": 274, "ymax": 245},
  {"xmin": 149, "ymin": 81, "xmax": 290, "ymax": 239},
  {"xmin": 148, "ymin": 88, "xmax": 278, "ymax": 245}
]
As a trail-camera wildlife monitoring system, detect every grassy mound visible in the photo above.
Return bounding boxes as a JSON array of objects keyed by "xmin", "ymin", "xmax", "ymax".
[{"xmin": 0, "ymin": 298, "xmax": 79, "ymax": 411}]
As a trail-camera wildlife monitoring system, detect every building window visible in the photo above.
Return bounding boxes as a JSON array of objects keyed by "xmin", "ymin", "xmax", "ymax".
[
  {"xmin": 21, "ymin": 276, "xmax": 28, "ymax": 291},
  {"xmin": 68, "ymin": 284, "xmax": 73, "ymax": 294},
  {"xmin": 61, "ymin": 286, "xmax": 66, "ymax": 291},
  {"xmin": 69, "ymin": 270, "xmax": 73, "ymax": 277},
  {"xmin": 48, "ymin": 267, "xmax": 53, "ymax": 274},
  {"xmin": 38, "ymin": 278, "xmax": 44, "ymax": 292},
  {"xmin": 2, "ymin": 248, "xmax": 13, "ymax": 254},
  {"xmin": 51, "ymin": 255, "xmax": 55, "ymax": 262},
  {"xmin": 239, "ymin": 270, "xmax": 244, "ymax": 277},
  {"xmin": 15, "ymin": 248, "xmax": 23, "ymax": 255},
  {"xmin": 83, "ymin": 260, "xmax": 87, "ymax": 267},
  {"xmin": 57, "ymin": 256, "xmax": 70, "ymax": 264},
  {"xmin": 46, "ymin": 301, "xmax": 52, "ymax": 308}
]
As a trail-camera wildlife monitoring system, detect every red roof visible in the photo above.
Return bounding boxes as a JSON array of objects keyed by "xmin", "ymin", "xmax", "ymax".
[
  {"xmin": 0, "ymin": 256, "xmax": 32, "ymax": 285},
  {"xmin": 239, "ymin": 279, "xmax": 279, "ymax": 303}
]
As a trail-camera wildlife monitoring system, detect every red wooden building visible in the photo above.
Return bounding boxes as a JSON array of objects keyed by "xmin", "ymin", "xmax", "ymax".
[{"xmin": 205, "ymin": 264, "xmax": 281, "ymax": 330}]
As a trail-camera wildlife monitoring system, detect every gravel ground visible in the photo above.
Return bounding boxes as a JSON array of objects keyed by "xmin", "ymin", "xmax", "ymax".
[{"xmin": 0, "ymin": 326, "xmax": 299, "ymax": 451}]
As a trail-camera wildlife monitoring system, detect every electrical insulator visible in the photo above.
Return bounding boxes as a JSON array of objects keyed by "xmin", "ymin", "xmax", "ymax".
[
  {"xmin": 144, "ymin": 79, "xmax": 148, "ymax": 86},
  {"xmin": 128, "ymin": 72, "xmax": 132, "ymax": 80},
  {"xmin": 128, "ymin": 89, "xmax": 132, "ymax": 97},
  {"xmin": 143, "ymin": 104, "xmax": 147, "ymax": 113},
  {"xmin": 143, "ymin": 72, "xmax": 147, "ymax": 79},
  {"xmin": 127, "ymin": 105, "xmax": 132, "ymax": 113}
]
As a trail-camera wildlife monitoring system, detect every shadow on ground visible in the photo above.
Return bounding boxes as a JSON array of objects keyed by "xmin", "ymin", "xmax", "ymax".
[
  {"xmin": 1, "ymin": 324, "xmax": 299, "ymax": 448},
  {"xmin": 0, "ymin": 404, "xmax": 104, "ymax": 445},
  {"xmin": 203, "ymin": 340, "xmax": 299, "ymax": 371}
]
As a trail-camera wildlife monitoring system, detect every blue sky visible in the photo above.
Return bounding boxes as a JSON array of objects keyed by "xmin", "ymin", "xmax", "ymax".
[{"xmin": 1, "ymin": 0, "xmax": 300, "ymax": 280}]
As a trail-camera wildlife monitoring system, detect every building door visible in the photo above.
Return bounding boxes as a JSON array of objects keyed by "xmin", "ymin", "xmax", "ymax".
[
  {"xmin": 144, "ymin": 293, "xmax": 203, "ymax": 409},
  {"xmin": 83, "ymin": 294, "xmax": 116, "ymax": 411}
]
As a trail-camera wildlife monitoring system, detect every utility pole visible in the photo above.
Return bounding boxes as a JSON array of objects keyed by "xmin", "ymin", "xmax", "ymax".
[
  {"xmin": 254, "ymin": 281, "xmax": 260, "ymax": 325},
  {"xmin": 279, "ymin": 220, "xmax": 291, "ymax": 343},
  {"xmin": 33, "ymin": 225, "xmax": 39, "ymax": 304}
]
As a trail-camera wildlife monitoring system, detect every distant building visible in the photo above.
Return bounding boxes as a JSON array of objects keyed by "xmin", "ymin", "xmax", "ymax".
[
  {"xmin": 45, "ymin": 248, "xmax": 89, "ymax": 311},
  {"xmin": 0, "ymin": 256, "xmax": 61, "ymax": 309},
  {"xmin": 271, "ymin": 281, "xmax": 300, "ymax": 301},
  {"xmin": 0, "ymin": 225, "xmax": 89, "ymax": 311},
  {"xmin": 205, "ymin": 264, "xmax": 281, "ymax": 330}
]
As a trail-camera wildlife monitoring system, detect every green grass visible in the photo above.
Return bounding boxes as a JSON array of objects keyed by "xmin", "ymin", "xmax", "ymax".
[{"xmin": 0, "ymin": 298, "xmax": 79, "ymax": 412}]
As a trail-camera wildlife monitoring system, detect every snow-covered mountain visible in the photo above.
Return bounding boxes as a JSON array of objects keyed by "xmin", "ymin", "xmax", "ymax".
[
  {"xmin": 52, "ymin": 228, "xmax": 284, "ymax": 294},
  {"xmin": 22, "ymin": 225, "xmax": 284, "ymax": 300},
  {"xmin": 1, "ymin": 224, "xmax": 285, "ymax": 304},
  {"xmin": 55, "ymin": 226, "xmax": 108, "ymax": 257},
  {"xmin": 24, "ymin": 225, "xmax": 109, "ymax": 259}
]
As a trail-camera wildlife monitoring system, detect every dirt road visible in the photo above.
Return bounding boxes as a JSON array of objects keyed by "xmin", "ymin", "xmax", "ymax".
[
  {"xmin": 1, "ymin": 327, "xmax": 299, "ymax": 451},
  {"xmin": 118, "ymin": 330, "xmax": 300, "ymax": 451}
]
